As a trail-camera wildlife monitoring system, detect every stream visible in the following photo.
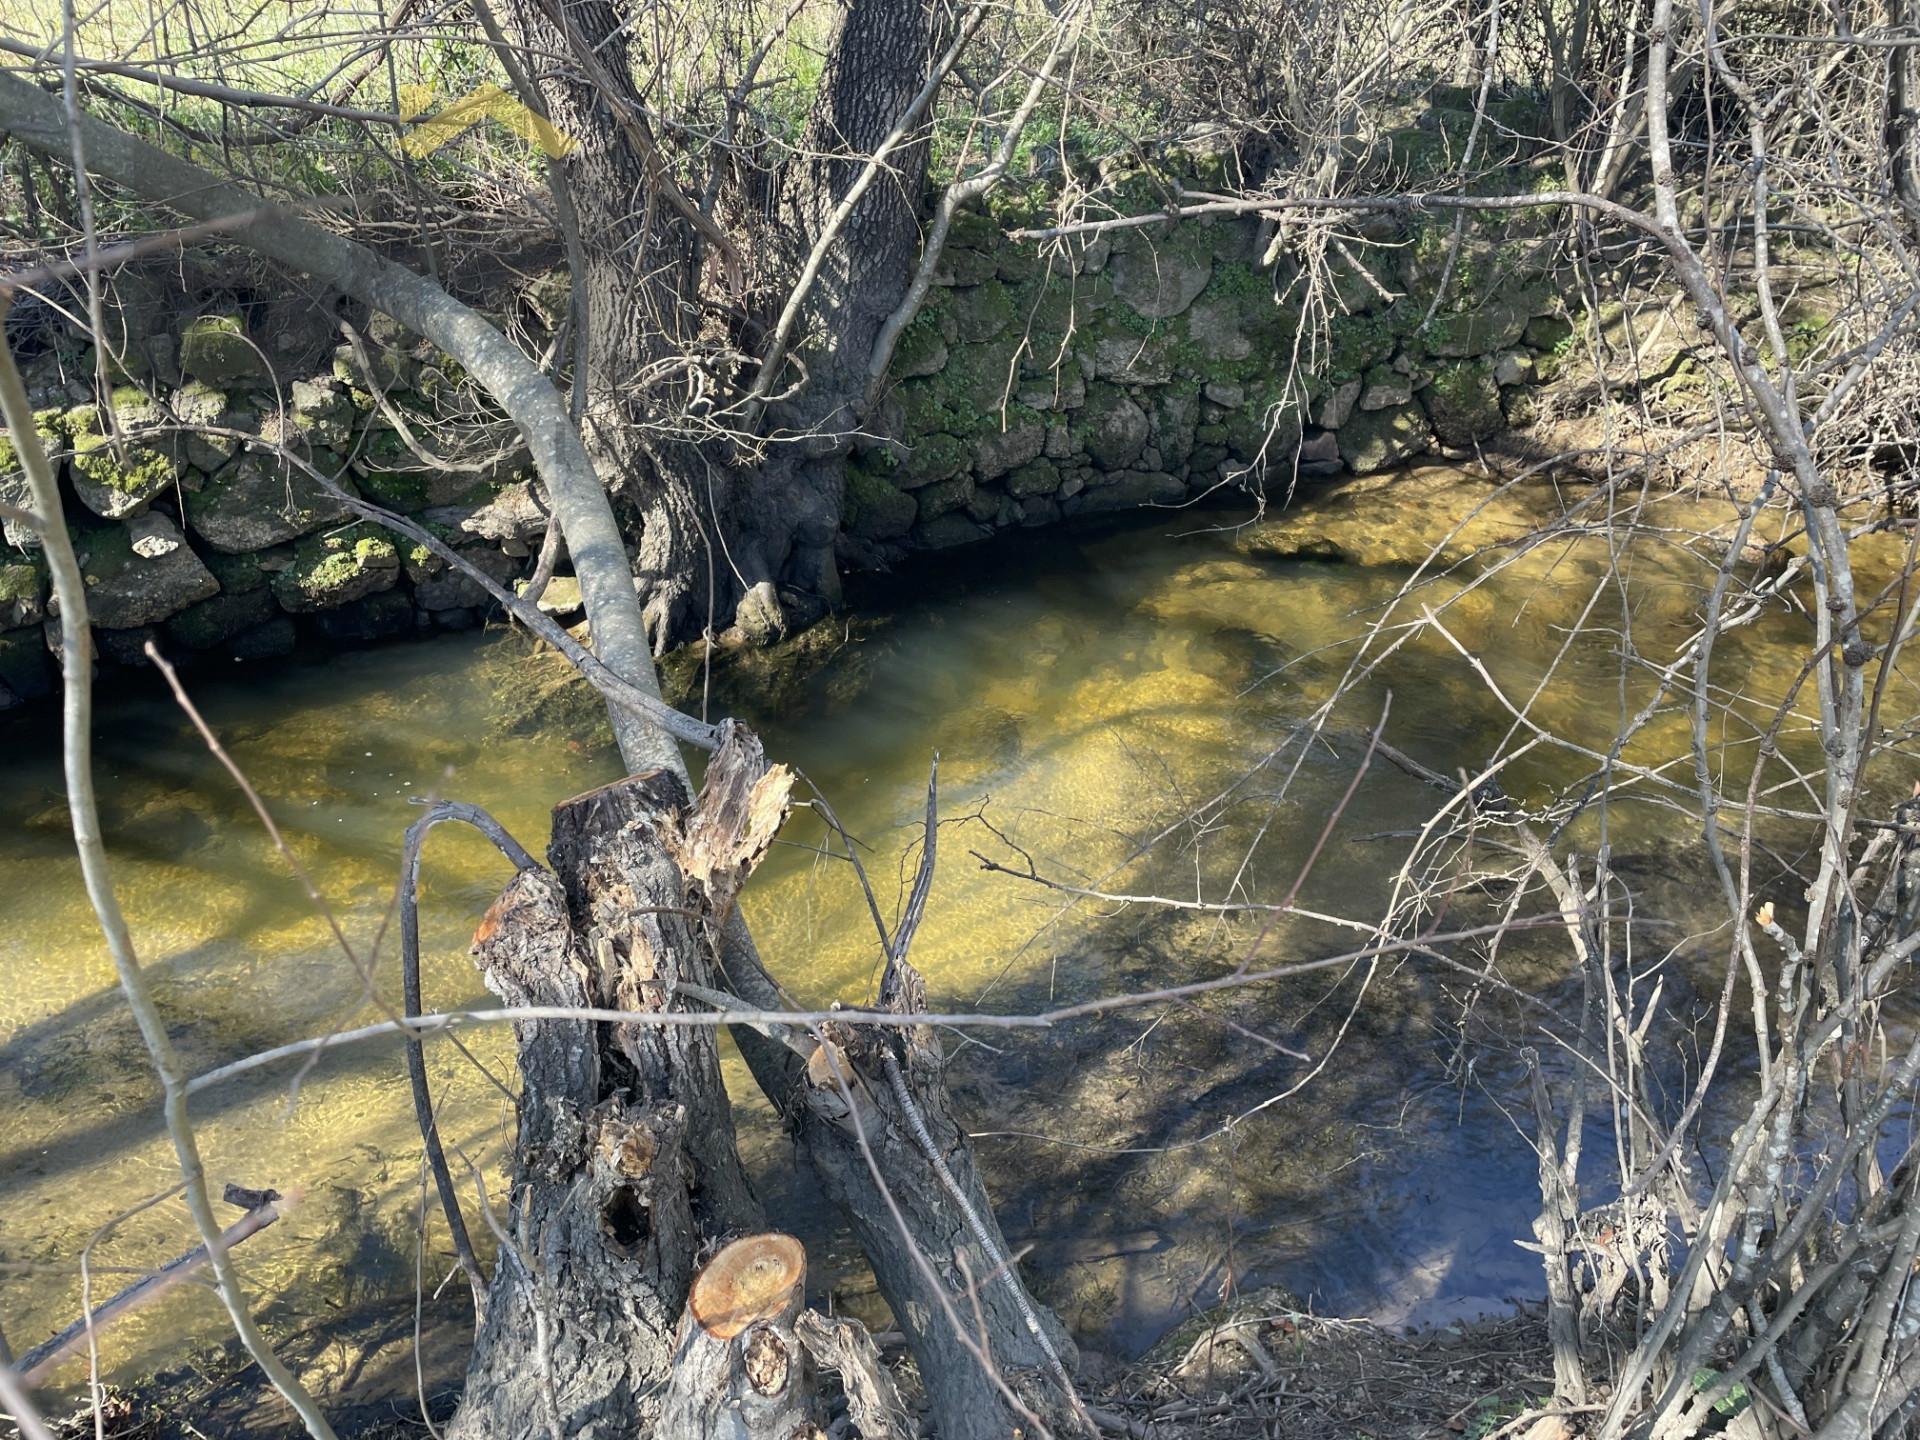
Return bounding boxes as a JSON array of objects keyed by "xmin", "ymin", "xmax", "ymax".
[{"xmin": 3, "ymin": 466, "xmax": 1911, "ymax": 1417}]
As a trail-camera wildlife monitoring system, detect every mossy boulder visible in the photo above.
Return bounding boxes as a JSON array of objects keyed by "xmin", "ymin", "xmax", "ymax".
[
  {"xmin": 894, "ymin": 314, "xmax": 950, "ymax": 379},
  {"xmin": 187, "ymin": 453, "xmax": 356, "ymax": 553},
  {"xmin": 914, "ymin": 473, "xmax": 976, "ymax": 522},
  {"xmin": 843, "ymin": 462, "xmax": 917, "ymax": 541},
  {"xmin": 180, "ymin": 313, "xmax": 269, "ymax": 386},
  {"xmin": 1108, "ymin": 240, "xmax": 1212, "ymax": 320},
  {"xmin": 65, "ymin": 397, "xmax": 181, "ymax": 518},
  {"xmin": 1418, "ymin": 294, "xmax": 1533, "ymax": 358},
  {"xmin": 0, "ymin": 408, "xmax": 63, "ymax": 546},
  {"xmin": 272, "ymin": 526, "xmax": 401, "ymax": 612},
  {"xmin": 72, "ymin": 513, "xmax": 219, "ymax": 628},
  {"xmin": 0, "ymin": 559, "xmax": 47, "ymax": 629},
  {"xmin": 290, "ymin": 378, "xmax": 353, "ymax": 448},
  {"xmin": 1337, "ymin": 402, "xmax": 1432, "ymax": 474},
  {"xmin": 974, "ymin": 414, "xmax": 1047, "ymax": 481},
  {"xmin": 1005, "ymin": 459, "xmax": 1061, "ymax": 498},
  {"xmin": 1422, "ymin": 358, "xmax": 1505, "ymax": 446},
  {"xmin": 1076, "ymin": 384, "xmax": 1151, "ymax": 468},
  {"xmin": 949, "ymin": 279, "xmax": 1016, "ymax": 343},
  {"xmin": 897, "ymin": 431, "xmax": 972, "ymax": 488}
]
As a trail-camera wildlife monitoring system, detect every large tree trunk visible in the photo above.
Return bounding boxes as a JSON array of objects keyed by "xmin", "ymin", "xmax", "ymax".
[{"xmin": 509, "ymin": 0, "xmax": 950, "ymax": 649}]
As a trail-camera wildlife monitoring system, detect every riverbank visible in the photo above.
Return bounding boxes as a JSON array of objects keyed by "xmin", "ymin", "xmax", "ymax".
[{"xmin": 31, "ymin": 1289, "xmax": 1562, "ymax": 1440}]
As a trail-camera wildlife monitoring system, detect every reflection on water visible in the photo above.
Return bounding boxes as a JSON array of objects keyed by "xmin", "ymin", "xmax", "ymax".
[{"xmin": 2, "ymin": 467, "xmax": 1913, "ymax": 1410}]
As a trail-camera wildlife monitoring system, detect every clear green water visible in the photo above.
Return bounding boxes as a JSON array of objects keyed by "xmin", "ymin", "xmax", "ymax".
[{"xmin": 1, "ymin": 469, "xmax": 1909, "ymax": 1413}]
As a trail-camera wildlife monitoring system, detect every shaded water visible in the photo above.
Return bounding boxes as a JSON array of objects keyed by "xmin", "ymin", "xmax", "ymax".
[{"xmin": 3, "ymin": 468, "xmax": 1914, "ymax": 1413}]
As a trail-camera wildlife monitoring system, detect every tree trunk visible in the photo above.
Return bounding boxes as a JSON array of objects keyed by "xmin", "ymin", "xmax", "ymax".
[
  {"xmin": 507, "ymin": 0, "xmax": 952, "ymax": 649},
  {"xmin": 451, "ymin": 768, "xmax": 767, "ymax": 1439}
]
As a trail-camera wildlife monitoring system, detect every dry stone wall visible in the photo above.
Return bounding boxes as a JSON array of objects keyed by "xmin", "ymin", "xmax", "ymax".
[{"xmin": 0, "ymin": 192, "xmax": 1568, "ymax": 707}]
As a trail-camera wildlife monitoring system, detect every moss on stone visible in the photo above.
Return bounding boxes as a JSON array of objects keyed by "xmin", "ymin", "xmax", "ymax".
[{"xmin": 272, "ymin": 523, "xmax": 401, "ymax": 612}]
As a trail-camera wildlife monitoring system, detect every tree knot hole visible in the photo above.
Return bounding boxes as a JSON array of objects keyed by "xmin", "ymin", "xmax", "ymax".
[{"xmin": 601, "ymin": 1184, "xmax": 651, "ymax": 1254}]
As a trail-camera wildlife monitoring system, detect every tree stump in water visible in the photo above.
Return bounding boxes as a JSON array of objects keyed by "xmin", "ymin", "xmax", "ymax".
[
  {"xmin": 449, "ymin": 766, "xmax": 773, "ymax": 1440},
  {"xmin": 660, "ymin": 1234, "xmax": 822, "ymax": 1438}
]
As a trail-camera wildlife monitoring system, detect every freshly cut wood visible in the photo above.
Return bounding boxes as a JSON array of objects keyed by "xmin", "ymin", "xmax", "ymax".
[
  {"xmin": 688, "ymin": 1233, "xmax": 807, "ymax": 1339},
  {"xmin": 660, "ymin": 1234, "xmax": 819, "ymax": 1439}
]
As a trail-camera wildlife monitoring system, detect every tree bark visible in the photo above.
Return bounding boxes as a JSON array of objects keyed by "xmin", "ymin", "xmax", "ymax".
[{"xmin": 451, "ymin": 768, "xmax": 768, "ymax": 1439}]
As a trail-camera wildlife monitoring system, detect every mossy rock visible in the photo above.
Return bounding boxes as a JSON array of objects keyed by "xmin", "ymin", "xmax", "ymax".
[
  {"xmin": 1337, "ymin": 401, "xmax": 1432, "ymax": 474},
  {"xmin": 271, "ymin": 525, "xmax": 401, "ymax": 612},
  {"xmin": 1422, "ymin": 358, "xmax": 1505, "ymax": 446},
  {"xmin": 187, "ymin": 453, "xmax": 356, "ymax": 553},
  {"xmin": 893, "ymin": 313, "xmax": 950, "ymax": 380},
  {"xmin": 897, "ymin": 431, "xmax": 972, "ymax": 488},
  {"xmin": 1005, "ymin": 459, "xmax": 1061, "ymax": 498},
  {"xmin": 914, "ymin": 473, "xmax": 976, "ymax": 522},
  {"xmin": 65, "ymin": 400, "xmax": 180, "ymax": 518},
  {"xmin": 180, "ymin": 313, "xmax": 269, "ymax": 386},
  {"xmin": 0, "ymin": 559, "xmax": 46, "ymax": 628},
  {"xmin": 1074, "ymin": 383, "xmax": 1151, "ymax": 468},
  {"xmin": 949, "ymin": 279, "xmax": 1017, "ymax": 344},
  {"xmin": 73, "ymin": 513, "xmax": 219, "ymax": 628},
  {"xmin": 843, "ymin": 461, "xmax": 916, "ymax": 540},
  {"xmin": 201, "ymin": 549, "xmax": 270, "ymax": 595}
]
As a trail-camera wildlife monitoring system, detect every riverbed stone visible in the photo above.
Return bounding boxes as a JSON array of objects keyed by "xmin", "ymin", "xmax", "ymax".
[
  {"xmin": 1078, "ymin": 387, "xmax": 1151, "ymax": 468},
  {"xmin": 70, "ymin": 513, "xmax": 219, "ymax": 628},
  {"xmin": 1108, "ymin": 244, "xmax": 1212, "ymax": 320},
  {"xmin": 188, "ymin": 453, "xmax": 355, "ymax": 552},
  {"xmin": 180, "ymin": 313, "xmax": 268, "ymax": 386},
  {"xmin": 272, "ymin": 526, "xmax": 401, "ymax": 612},
  {"xmin": 1423, "ymin": 359, "xmax": 1505, "ymax": 446},
  {"xmin": 1337, "ymin": 402, "xmax": 1431, "ymax": 474},
  {"xmin": 975, "ymin": 416, "xmax": 1047, "ymax": 481}
]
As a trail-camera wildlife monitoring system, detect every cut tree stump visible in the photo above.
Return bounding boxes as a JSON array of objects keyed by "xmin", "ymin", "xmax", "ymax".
[{"xmin": 660, "ymin": 1234, "xmax": 823, "ymax": 1438}]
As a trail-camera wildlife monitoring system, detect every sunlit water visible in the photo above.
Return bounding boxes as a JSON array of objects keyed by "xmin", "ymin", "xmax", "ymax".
[{"xmin": 3, "ymin": 467, "xmax": 1915, "ymax": 1418}]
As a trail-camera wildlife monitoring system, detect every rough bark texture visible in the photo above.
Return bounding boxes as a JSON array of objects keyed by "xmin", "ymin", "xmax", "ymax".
[
  {"xmin": 505, "ymin": 0, "xmax": 949, "ymax": 649},
  {"xmin": 450, "ymin": 770, "xmax": 765, "ymax": 1439}
]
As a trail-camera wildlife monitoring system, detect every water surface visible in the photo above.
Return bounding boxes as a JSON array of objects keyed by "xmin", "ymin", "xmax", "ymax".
[{"xmin": 2, "ymin": 468, "xmax": 1908, "ymax": 1413}]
